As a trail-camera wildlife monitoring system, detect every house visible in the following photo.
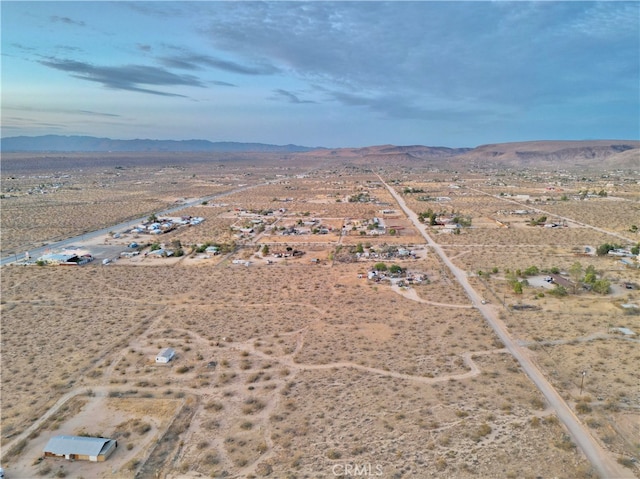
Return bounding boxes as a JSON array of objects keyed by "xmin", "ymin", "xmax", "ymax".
[
  {"xmin": 43, "ymin": 435, "xmax": 117, "ymax": 462},
  {"xmin": 37, "ymin": 253, "xmax": 93, "ymax": 265},
  {"xmin": 156, "ymin": 347, "xmax": 175, "ymax": 363}
]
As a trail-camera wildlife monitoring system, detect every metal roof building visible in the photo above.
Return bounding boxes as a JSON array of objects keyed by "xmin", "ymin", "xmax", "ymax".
[{"xmin": 43, "ymin": 435, "xmax": 117, "ymax": 462}]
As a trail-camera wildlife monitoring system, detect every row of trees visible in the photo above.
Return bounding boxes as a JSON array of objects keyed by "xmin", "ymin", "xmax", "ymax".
[{"xmin": 502, "ymin": 262, "xmax": 610, "ymax": 295}]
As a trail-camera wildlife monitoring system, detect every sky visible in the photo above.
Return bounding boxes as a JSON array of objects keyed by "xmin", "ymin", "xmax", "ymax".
[{"xmin": 2, "ymin": 1, "xmax": 639, "ymax": 148}]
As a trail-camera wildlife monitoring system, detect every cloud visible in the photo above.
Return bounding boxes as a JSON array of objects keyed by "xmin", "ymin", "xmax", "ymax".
[
  {"xmin": 50, "ymin": 15, "xmax": 85, "ymax": 27},
  {"xmin": 271, "ymin": 89, "xmax": 315, "ymax": 104},
  {"xmin": 321, "ymin": 88, "xmax": 498, "ymax": 123},
  {"xmin": 5, "ymin": 105, "xmax": 121, "ymax": 118},
  {"xmin": 159, "ymin": 54, "xmax": 278, "ymax": 75},
  {"xmin": 210, "ymin": 80, "xmax": 236, "ymax": 87},
  {"xmin": 10, "ymin": 43, "xmax": 36, "ymax": 52},
  {"xmin": 198, "ymin": 2, "xmax": 638, "ymax": 117},
  {"xmin": 38, "ymin": 58, "xmax": 205, "ymax": 97}
]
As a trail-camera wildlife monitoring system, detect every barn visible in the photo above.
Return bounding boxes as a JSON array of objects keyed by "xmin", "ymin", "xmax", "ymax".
[
  {"xmin": 156, "ymin": 347, "xmax": 176, "ymax": 363},
  {"xmin": 43, "ymin": 435, "xmax": 117, "ymax": 462}
]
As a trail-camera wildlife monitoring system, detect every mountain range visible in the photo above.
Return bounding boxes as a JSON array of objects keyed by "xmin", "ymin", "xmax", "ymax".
[
  {"xmin": 2, "ymin": 135, "xmax": 638, "ymax": 169},
  {"xmin": 0, "ymin": 135, "xmax": 317, "ymax": 153}
]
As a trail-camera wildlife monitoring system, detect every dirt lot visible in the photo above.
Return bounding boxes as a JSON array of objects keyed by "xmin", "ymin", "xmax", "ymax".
[{"xmin": 1, "ymin": 155, "xmax": 638, "ymax": 478}]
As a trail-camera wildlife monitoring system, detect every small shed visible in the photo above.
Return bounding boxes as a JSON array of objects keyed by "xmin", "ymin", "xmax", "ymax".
[
  {"xmin": 156, "ymin": 347, "xmax": 175, "ymax": 363},
  {"xmin": 43, "ymin": 435, "xmax": 117, "ymax": 462}
]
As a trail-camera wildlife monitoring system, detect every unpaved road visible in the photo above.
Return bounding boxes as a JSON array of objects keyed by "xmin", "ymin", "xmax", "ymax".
[{"xmin": 381, "ymin": 176, "xmax": 633, "ymax": 479}]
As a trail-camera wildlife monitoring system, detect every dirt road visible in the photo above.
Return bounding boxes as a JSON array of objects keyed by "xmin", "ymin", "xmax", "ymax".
[{"xmin": 381, "ymin": 176, "xmax": 633, "ymax": 479}]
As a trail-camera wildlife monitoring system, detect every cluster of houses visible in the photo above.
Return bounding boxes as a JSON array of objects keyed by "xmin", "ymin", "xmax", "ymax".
[
  {"xmin": 356, "ymin": 247, "xmax": 417, "ymax": 260},
  {"xmin": 280, "ymin": 218, "xmax": 332, "ymax": 236},
  {"xmin": 362, "ymin": 269, "xmax": 427, "ymax": 284},
  {"xmin": 127, "ymin": 216, "xmax": 204, "ymax": 236}
]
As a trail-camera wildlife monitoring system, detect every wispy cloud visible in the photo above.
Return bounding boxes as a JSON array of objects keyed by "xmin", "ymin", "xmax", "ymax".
[
  {"xmin": 210, "ymin": 80, "xmax": 236, "ymax": 87},
  {"xmin": 50, "ymin": 15, "xmax": 85, "ymax": 27},
  {"xmin": 38, "ymin": 58, "xmax": 204, "ymax": 97},
  {"xmin": 5, "ymin": 105, "xmax": 121, "ymax": 118},
  {"xmin": 271, "ymin": 89, "xmax": 315, "ymax": 104},
  {"xmin": 159, "ymin": 54, "xmax": 278, "ymax": 75}
]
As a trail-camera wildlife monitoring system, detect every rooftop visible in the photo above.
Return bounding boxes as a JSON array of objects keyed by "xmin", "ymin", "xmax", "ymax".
[{"xmin": 44, "ymin": 436, "xmax": 114, "ymax": 456}]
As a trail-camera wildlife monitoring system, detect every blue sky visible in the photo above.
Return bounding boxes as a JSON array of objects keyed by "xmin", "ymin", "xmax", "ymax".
[{"xmin": 2, "ymin": 1, "xmax": 639, "ymax": 147}]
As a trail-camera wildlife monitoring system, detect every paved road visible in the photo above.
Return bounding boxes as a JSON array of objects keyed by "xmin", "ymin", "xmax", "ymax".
[
  {"xmin": 0, "ymin": 183, "xmax": 262, "ymax": 266},
  {"xmin": 381, "ymin": 176, "xmax": 633, "ymax": 479}
]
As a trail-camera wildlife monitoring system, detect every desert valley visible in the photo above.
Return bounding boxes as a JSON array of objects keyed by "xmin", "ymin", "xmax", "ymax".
[{"xmin": 1, "ymin": 140, "xmax": 639, "ymax": 479}]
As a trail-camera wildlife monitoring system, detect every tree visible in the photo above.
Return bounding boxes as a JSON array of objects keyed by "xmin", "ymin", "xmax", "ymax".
[
  {"xmin": 592, "ymin": 279, "xmax": 610, "ymax": 295},
  {"xmin": 548, "ymin": 285, "xmax": 568, "ymax": 297},
  {"xmin": 513, "ymin": 282, "xmax": 523, "ymax": 294},
  {"xmin": 632, "ymin": 243, "xmax": 640, "ymax": 255},
  {"xmin": 569, "ymin": 261, "xmax": 583, "ymax": 293},
  {"xmin": 523, "ymin": 265, "xmax": 539, "ymax": 276},
  {"xmin": 596, "ymin": 243, "xmax": 619, "ymax": 256},
  {"xmin": 148, "ymin": 213, "xmax": 158, "ymax": 223},
  {"xmin": 355, "ymin": 243, "xmax": 364, "ymax": 254},
  {"xmin": 261, "ymin": 244, "xmax": 270, "ymax": 256},
  {"xmin": 389, "ymin": 264, "xmax": 403, "ymax": 275},
  {"xmin": 583, "ymin": 265, "xmax": 597, "ymax": 285},
  {"xmin": 374, "ymin": 262, "xmax": 387, "ymax": 272}
]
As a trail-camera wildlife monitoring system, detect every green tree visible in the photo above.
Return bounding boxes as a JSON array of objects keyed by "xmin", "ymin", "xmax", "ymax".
[
  {"xmin": 506, "ymin": 271, "xmax": 519, "ymax": 288},
  {"xmin": 513, "ymin": 282, "xmax": 523, "ymax": 294},
  {"xmin": 548, "ymin": 285, "xmax": 568, "ymax": 297},
  {"xmin": 592, "ymin": 279, "xmax": 610, "ymax": 295},
  {"xmin": 355, "ymin": 243, "xmax": 364, "ymax": 254},
  {"xmin": 523, "ymin": 266, "xmax": 539, "ymax": 276},
  {"xmin": 631, "ymin": 243, "xmax": 640, "ymax": 255},
  {"xmin": 389, "ymin": 264, "xmax": 403, "ymax": 275},
  {"xmin": 374, "ymin": 262, "xmax": 388, "ymax": 272},
  {"xmin": 261, "ymin": 244, "xmax": 270, "ymax": 256},
  {"xmin": 596, "ymin": 243, "xmax": 617, "ymax": 256},
  {"xmin": 583, "ymin": 265, "xmax": 597, "ymax": 284},
  {"xmin": 569, "ymin": 261, "xmax": 583, "ymax": 293}
]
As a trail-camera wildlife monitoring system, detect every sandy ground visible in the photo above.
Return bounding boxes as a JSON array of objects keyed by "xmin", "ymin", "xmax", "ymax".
[{"xmin": 2, "ymin": 161, "xmax": 638, "ymax": 478}]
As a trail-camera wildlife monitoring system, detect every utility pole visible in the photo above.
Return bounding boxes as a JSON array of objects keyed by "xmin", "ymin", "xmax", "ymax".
[{"xmin": 579, "ymin": 371, "xmax": 586, "ymax": 396}]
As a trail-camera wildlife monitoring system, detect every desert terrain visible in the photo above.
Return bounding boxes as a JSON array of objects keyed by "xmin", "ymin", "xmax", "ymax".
[{"xmin": 1, "ymin": 143, "xmax": 639, "ymax": 478}]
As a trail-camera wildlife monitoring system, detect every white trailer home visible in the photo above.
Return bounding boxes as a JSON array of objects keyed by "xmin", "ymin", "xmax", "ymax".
[{"xmin": 155, "ymin": 347, "xmax": 175, "ymax": 364}]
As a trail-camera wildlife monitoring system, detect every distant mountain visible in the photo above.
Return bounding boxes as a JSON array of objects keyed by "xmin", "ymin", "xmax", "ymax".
[
  {"xmin": 308, "ymin": 140, "xmax": 640, "ymax": 169},
  {"xmin": 313, "ymin": 144, "xmax": 472, "ymax": 159},
  {"xmin": 456, "ymin": 140, "xmax": 640, "ymax": 168},
  {"xmin": 0, "ymin": 135, "xmax": 320, "ymax": 153}
]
